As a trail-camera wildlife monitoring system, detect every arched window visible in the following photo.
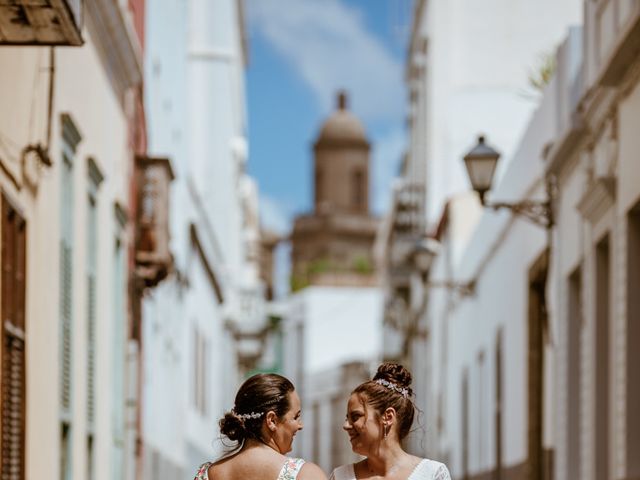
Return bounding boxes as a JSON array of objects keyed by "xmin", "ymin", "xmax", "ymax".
[
  {"xmin": 352, "ymin": 169, "xmax": 364, "ymax": 209},
  {"xmin": 315, "ymin": 168, "xmax": 323, "ymax": 208}
]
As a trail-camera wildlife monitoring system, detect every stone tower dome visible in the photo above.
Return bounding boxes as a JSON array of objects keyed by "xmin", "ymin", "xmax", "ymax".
[
  {"xmin": 315, "ymin": 92, "xmax": 369, "ymax": 148},
  {"xmin": 290, "ymin": 90, "xmax": 379, "ymax": 290},
  {"xmin": 313, "ymin": 91, "xmax": 371, "ymax": 215}
]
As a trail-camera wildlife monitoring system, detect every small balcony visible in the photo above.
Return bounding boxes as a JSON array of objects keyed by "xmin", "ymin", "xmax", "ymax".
[
  {"xmin": 0, "ymin": 0, "xmax": 83, "ymax": 46},
  {"xmin": 135, "ymin": 155, "xmax": 174, "ymax": 287},
  {"xmin": 392, "ymin": 181, "xmax": 425, "ymax": 236}
]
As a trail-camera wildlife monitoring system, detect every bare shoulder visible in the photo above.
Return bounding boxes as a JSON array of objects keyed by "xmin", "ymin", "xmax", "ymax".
[{"xmin": 298, "ymin": 461, "xmax": 328, "ymax": 480}]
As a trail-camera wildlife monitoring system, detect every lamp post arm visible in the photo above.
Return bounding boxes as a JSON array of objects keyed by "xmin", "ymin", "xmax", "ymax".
[
  {"xmin": 485, "ymin": 199, "xmax": 553, "ymax": 229},
  {"xmin": 426, "ymin": 280, "xmax": 476, "ymax": 297}
]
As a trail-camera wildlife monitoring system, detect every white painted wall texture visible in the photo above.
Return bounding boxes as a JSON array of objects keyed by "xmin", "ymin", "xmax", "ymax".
[
  {"xmin": 410, "ymin": 0, "xmax": 582, "ymax": 226},
  {"xmin": 0, "ymin": 13, "xmax": 138, "ymax": 480},
  {"xmin": 408, "ymin": 1, "xmax": 640, "ymax": 477},
  {"xmin": 143, "ymin": 0, "xmax": 260, "ymax": 476}
]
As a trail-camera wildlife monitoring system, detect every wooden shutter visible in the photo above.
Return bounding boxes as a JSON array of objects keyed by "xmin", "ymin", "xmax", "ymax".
[
  {"xmin": 1, "ymin": 195, "xmax": 27, "ymax": 480},
  {"xmin": 59, "ymin": 156, "xmax": 73, "ymax": 418},
  {"xmin": 86, "ymin": 195, "xmax": 97, "ymax": 429},
  {"xmin": 112, "ymin": 232, "xmax": 125, "ymax": 480},
  {"xmin": 60, "ymin": 242, "xmax": 72, "ymax": 415},
  {"xmin": 86, "ymin": 275, "xmax": 96, "ymax": 426}
]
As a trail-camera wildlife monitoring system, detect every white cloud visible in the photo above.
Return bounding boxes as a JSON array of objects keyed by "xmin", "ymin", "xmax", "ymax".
[
  {"xmin": 247, "ymin": 0, "xmax": 404, "ymax": 123},
  {"xmin": 259, "ymin": 193, "xmax": 295, "ymax": 236},
  {"xmin": 371, "ymin": 127, "xmax": 405, "ymax": 214}
]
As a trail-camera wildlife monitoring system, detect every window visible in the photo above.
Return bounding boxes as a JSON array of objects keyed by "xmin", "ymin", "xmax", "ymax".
[
  {"xmin": 60, "ymin": 423, "xmax": 72, "ymax": 480},
  {"xmin": 86, "ymin": 157, "xmax": 102, "ymax": 480},
  {"xmin": 495, "ymin": 330, "xmax": 503, "ymax": 480},
  {"xmin": 112, "ymin": 215, "xmax": 126, "ymax": 480},
  {"xmin": 595, "ymin": 236, "xmax": 610, "ymax": 480},
  {"xmin": 315, "ymin": 168, "xmax": 323, "ymax": 209},
  {"xmin": 59, "ymin": 113, "xmax": 80, "ymax": 480},
  {"xmin": 1, "ymin": 194, "xmax": 27, "ymax": 480},
  {"xmin": 567, "ymin": 267, "xmax": 582, "ymax": 479},
  {"xmin": 528, "ymin": 252, "xmax": 549, "ymax": 480},
  {"xmin": 351, "ymin": 169, "xmax": 364, "ymax": 209},
  {"xmin": 627, "ymin": 205, "xmax": 640, "ymax": 476}
]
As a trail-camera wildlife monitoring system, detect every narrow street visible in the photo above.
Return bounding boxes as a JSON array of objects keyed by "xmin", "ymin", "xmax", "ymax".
[{"xmin": 0, "ymin": 1, "xmax": 638, "ymax": 479}]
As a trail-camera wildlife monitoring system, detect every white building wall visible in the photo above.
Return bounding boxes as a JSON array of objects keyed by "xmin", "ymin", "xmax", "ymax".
[
  {"xmin": 418, "ymin": 27, "xmax": 586, "ymax": 477},
  {"xmin": 0, "ymin": 9, "xmax": 138, "ymax": 480},
  {"xmin": 411, "ymin": 0, "xmax": 582, "ymax": 225},
  {"xmin": 144, "ymin": 0, "xmax": 261, "ymax": 475}
]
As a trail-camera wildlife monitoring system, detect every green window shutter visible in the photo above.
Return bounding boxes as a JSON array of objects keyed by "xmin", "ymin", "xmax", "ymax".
[
  {"xmin": 112, "ymin": 223, "xmax": 126, "ymax": 480},
  {"xmin": 86, "ymin": 274, "xmax": 96, "ymax": 426},
  {"xmin": 59, "ymin": 114, "xmax": 81, "ymax": 480},
  {"xmin": 86, "ymin": 193, "xmax": 98, "ymax": 428},
  {"xmin": 60, "ymin": 153, "xmax": 74, "ymax": 420}
]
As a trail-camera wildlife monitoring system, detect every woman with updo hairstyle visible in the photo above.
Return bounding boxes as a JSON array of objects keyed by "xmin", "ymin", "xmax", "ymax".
[
  {"xmin": 194, "ymin": 373, "xmax": 326, "ymax": 480},
  {"xmin": 330, "ymin": 363, "xmax": 451, "ymax": 480}
]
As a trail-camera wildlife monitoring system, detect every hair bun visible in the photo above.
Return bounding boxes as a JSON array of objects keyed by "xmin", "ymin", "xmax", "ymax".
[
  {"xmin": 373, "ymin": 362, "xmax": 412, "ymax": 389},
  {"xmin": 219, "ymin": 411, "xmax": 246, "ymax": 442}
]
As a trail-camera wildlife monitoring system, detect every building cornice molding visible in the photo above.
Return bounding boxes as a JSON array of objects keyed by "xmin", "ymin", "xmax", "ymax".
[
  {"xmin": 61, "ymin": 112, "xmax": 82, "ymax": 152},
  {"xmin": 114, "ymin": 201, "xmax": 128, "ymax": 228},
  {"xmin": 406, "ymin": 0, "xmax": 427, "ymax": 81},
  {"xmin": 190, "ymin": 223, "xmax": 225, "ymax": 304},
  {"xmin": 188, "ymin": 46, "xmax": 237, "ymax": 63},
  {"xmin": 87, "ymin": 156, "xmax": 104, "ymax": 187},
  {"xmin": 576, "ymin": 176, "xmax": 616, "ymax": 224},
  {"xmin": 313, "ymin": 139, "xmax": 371, "ymax": 151},
  {"xmin": 543, "ymin": 111, "xmax": 586, "ymax": 177},
  {"xmin": 597, "ymin": 4, "xmax": 640, "ymax": 87},
  {"xmin": 86, "ymin": 0, "xmax": 142, "ymax": 100}
]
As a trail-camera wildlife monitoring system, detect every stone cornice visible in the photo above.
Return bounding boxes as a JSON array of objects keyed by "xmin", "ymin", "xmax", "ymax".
[
  {"xmin": 576, "ymin": 176, "xmax": 616, "ymax": 224},
  {"xmin": 86, "ymin": 0, "xmax": 143, "ymax": 100},
  {"xmin": 190, "ymin": 223, "xmax": 225, "ymax": 304},
  {"xmin": 543, "ymin": 110, "xmax": 587, "ymax": 177},
  {"xmin": 597, "ymin": 4, "xmax": 640, "ymax": 87}
]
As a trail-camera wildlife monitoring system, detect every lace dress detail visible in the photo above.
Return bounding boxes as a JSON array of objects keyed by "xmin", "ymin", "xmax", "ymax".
[
  {"xmin": 330, "ymin": 458, "xmax": 451, "ymax": 480},
  {"xmin": 194, "ymin": 458, "xmax": 305, "ymax": 480},
  {"xmin": 432, "ymin": 463, "xmax": 451, "ymax": 480}
]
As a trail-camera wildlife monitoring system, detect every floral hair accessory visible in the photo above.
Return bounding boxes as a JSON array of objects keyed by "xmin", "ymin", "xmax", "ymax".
[
  {"xmin": 375, "ymin": 378, "xmax": 409, "ymax": 398},
  {"xmin": 232, "ymin": 409, "xmax": 264, "ymax": 421}
]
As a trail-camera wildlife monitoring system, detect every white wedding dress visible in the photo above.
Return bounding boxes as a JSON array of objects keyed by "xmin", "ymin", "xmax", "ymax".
[{"xmin": 330, "ymin": 459, "xmax": 450, "ymax": 480}]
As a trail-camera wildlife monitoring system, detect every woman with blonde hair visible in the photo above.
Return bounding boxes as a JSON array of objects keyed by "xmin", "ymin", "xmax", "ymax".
[{"xmin": 331, "ymin": 363, "xmax": 450, "ymax": 480}]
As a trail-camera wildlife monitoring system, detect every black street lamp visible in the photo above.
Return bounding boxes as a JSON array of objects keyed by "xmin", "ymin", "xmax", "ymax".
[{"xmin": 463, "ymin": 135, "xmax": 554, "ymax": 229}]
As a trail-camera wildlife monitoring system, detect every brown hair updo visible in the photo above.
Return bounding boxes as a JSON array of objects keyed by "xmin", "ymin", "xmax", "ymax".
[
  {"xmin": 219, "ymin": 373, "xmax": 295, "ymax": 445},
  {"xmin": 352, "ymin": 363, "xmax": 415, "ymax": 440}
]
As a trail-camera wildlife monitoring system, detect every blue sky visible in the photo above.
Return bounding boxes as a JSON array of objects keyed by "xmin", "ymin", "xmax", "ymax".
[{"xmin": 245, "ymin": 0, "xmax": 413, "ymax": 235}]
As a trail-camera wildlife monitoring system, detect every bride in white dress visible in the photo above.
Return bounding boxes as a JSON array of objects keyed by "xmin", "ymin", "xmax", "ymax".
[{"xmin": 330, "ymin": 363, "xmax": 450, "ymax": 480}]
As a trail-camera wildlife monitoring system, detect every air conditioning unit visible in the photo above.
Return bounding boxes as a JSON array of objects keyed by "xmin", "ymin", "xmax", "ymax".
[{"xmin": 0, "ymin": 0, "xmax": 83, "ymax": 46}]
